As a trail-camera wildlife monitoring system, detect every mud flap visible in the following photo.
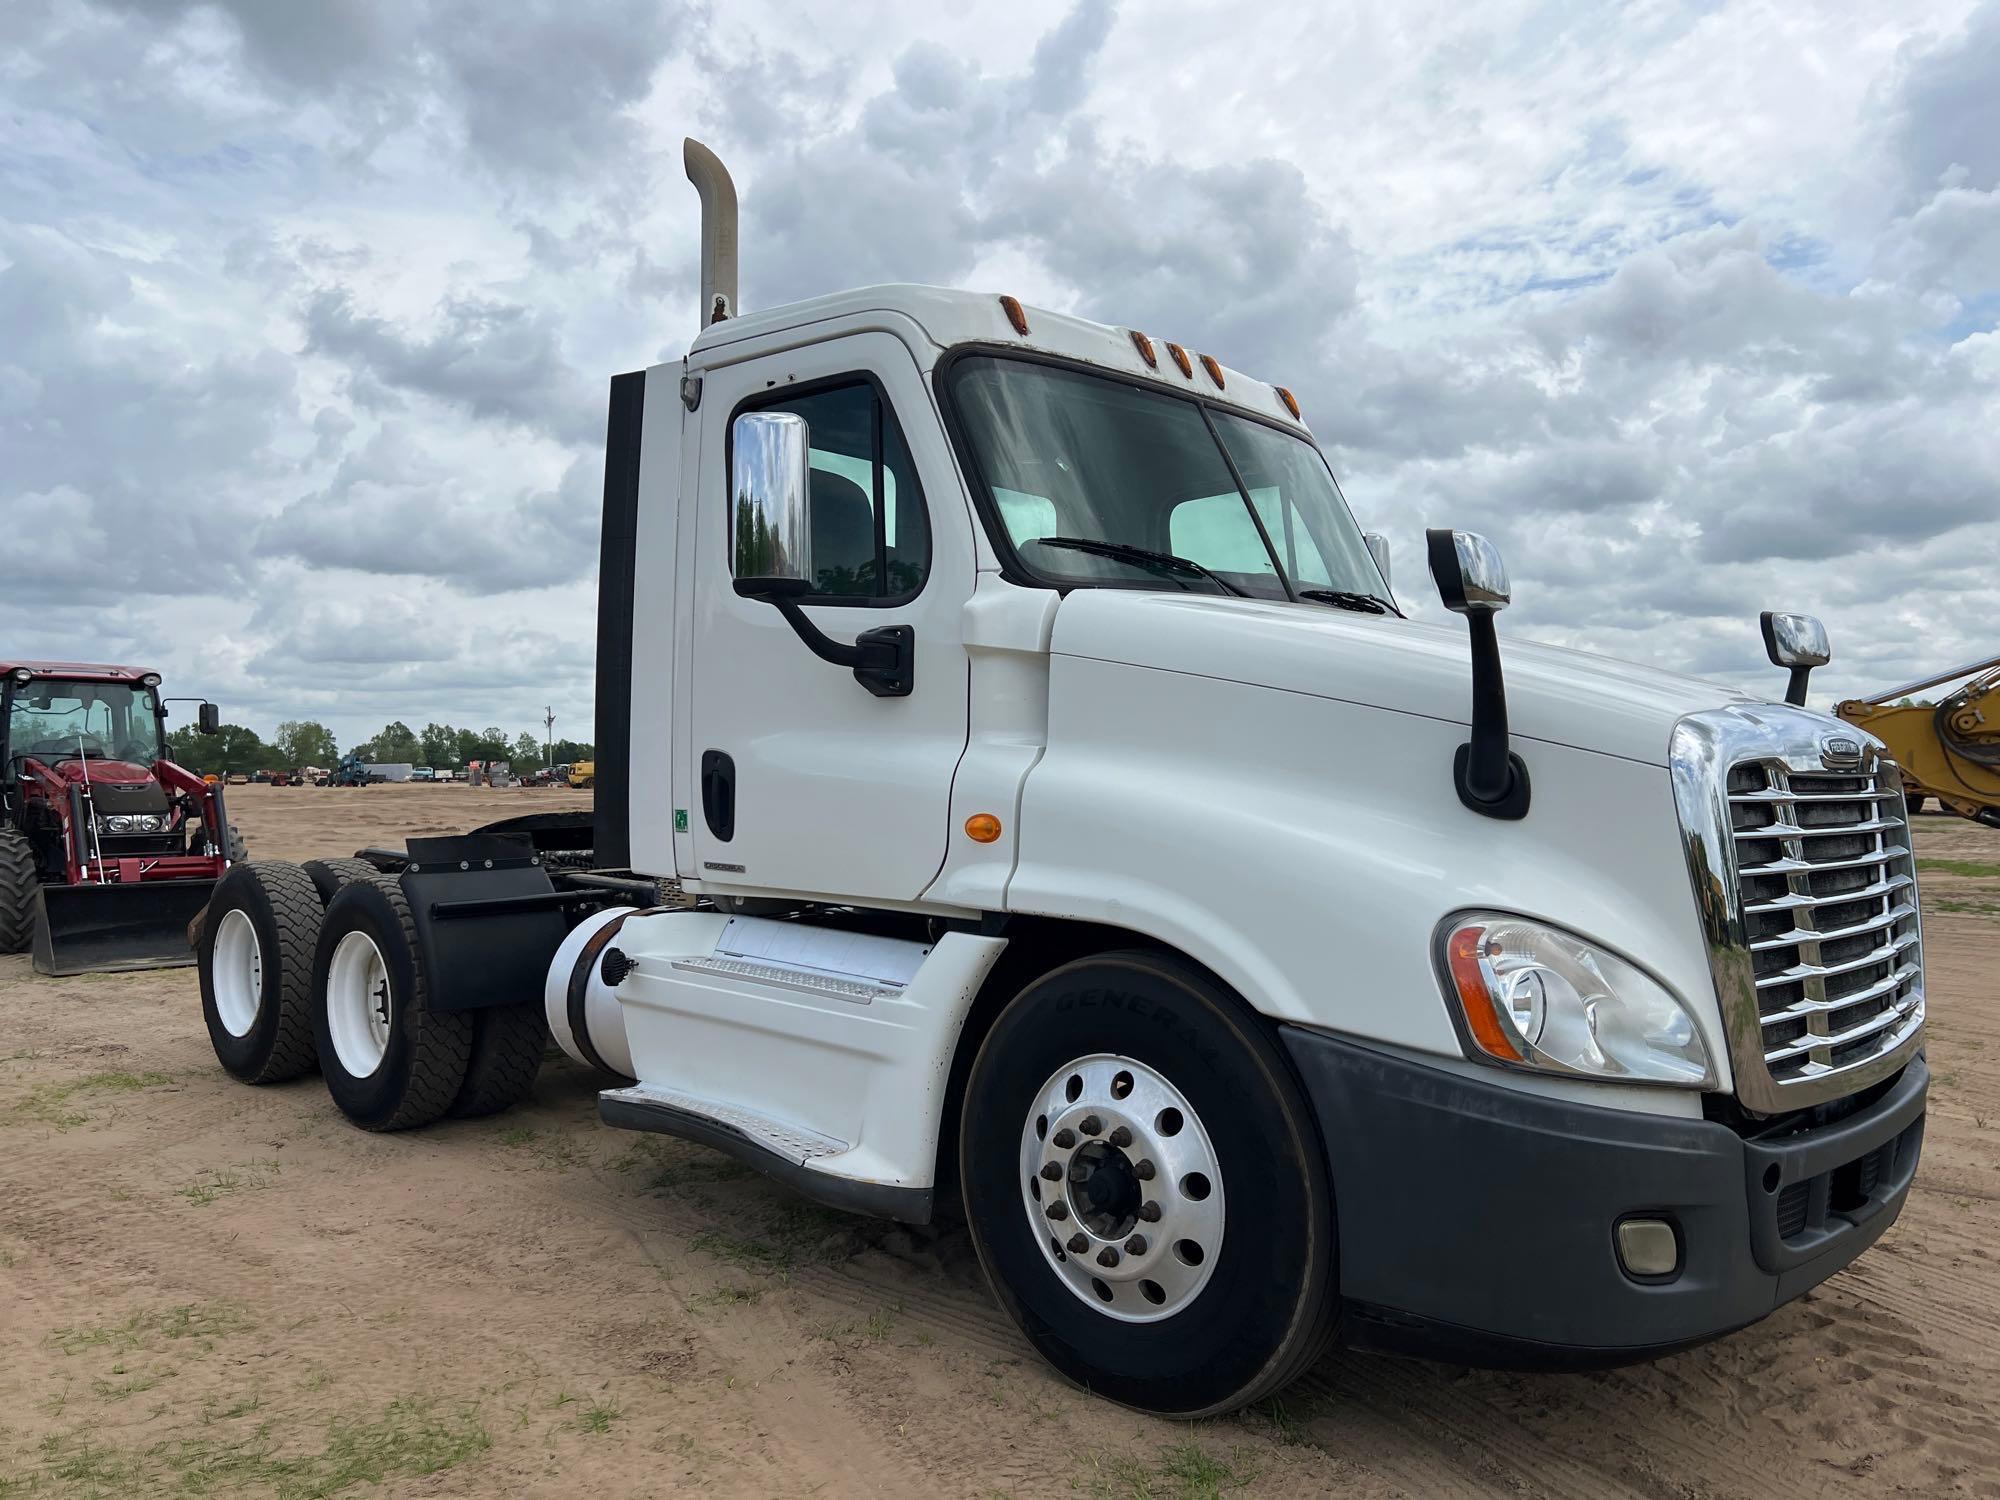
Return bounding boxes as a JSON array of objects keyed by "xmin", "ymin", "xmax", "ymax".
[{"xmin": 31, "ymin": 881, "xmax": 217, "ymax": 976}]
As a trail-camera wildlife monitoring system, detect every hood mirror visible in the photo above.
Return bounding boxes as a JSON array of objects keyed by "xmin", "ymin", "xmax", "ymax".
[
  {"xmin": 1760, "ymin": 611, "xmax": 1830, "ymax": 707},
  {"xmin": 1363, "ymin": 532, "xmax": 1392, "ymax": 592},
  {"xmin": 1427, "ymin": 529, "xmax": 1529, "ymax": 820}
]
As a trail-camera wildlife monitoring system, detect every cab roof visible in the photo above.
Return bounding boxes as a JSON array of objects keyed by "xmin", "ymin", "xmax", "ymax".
[
  {"xmin": 1, "ymin": 661, "xmax": 156, "ymax": 684},
  {"xmin": 685, "ymin": 282, "xmax": 1312, "ymax": 434}
]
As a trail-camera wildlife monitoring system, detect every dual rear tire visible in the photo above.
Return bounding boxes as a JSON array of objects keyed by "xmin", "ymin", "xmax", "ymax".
[{"xmin": 197, "ymin": 862, "xmax": 546, "ymax": 1127}]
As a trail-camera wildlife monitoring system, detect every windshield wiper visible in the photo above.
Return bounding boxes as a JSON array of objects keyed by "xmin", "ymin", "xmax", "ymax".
[
  {"xmin": 1028, "ymin": 537, "xmax": 1248, "ymax": 597},
  {"xmin": 1298, "ymin": 588, "xmax": 1390, "ymax": 615}
]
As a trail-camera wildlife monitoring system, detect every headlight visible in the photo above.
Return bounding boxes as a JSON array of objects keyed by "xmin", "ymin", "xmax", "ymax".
[
  {"xmin": 97, "ymin": 814, "xmax": 167, "ymax": 833},
  {"xmin": 1438, "ymin": 913, "xmax": 1714, "ymax": 1088}
]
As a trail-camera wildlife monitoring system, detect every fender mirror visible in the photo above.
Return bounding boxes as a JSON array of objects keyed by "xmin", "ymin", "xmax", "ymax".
[
  {"xmin": 1427, "ymin": 529, "xmax": 1529, "ymax": 820},
  {"xmin": 1363, "ymin": 532, "xmax": 1392, "ymax": 592},
  {"xmin": 198, "ymin": 702, "xmax": 221, "ymax": 735},
  {"xmin": 1760, "ymin": 611, "xmax": 1830, "ymax": 707}
]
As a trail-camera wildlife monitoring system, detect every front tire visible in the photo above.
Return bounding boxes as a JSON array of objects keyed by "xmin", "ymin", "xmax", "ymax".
[
  {"xmin": 198, "ymin": 862, "xmax": 321, "ymax": 1083},
  {"xmin": 313, "ymin": 876, "xmax": 472, "ymax": 1131},
  {"xmin": 959, "ymin": 950, "xmax": 1336, "ymax": 1417}
]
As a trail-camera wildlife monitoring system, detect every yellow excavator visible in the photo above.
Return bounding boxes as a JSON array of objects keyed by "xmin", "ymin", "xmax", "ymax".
[{"xmin": 1837, "ymin": 652, "xmax": 2000, "ymax": 827}]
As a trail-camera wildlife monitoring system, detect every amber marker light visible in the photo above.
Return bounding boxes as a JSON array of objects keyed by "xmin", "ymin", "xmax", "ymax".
[
  {"xmin": 1165, "ymin": 342, "xmax": 1193, "ymax": 378},
  {"xmin": 1445, "ymin": 924, "xmax": 1523, "ymax": 1061},
  {"xmin": 1275, "ymin": 386, "xmax": 1302, "ymax": 420},
  {"xmin": 999, "ymin": 295, "xmax": 1030, "ymax": 335},
  {"xmin": 1129, "ymin": 329, "xmax": 1158, "ymax": 368},
  {"xmin": 1199, "ymin": 354, "xmax": 1225, "ymax": 389},
  {"xmin": 965, "ymin": 814, "xmax": 1003, "ymax": 843}
]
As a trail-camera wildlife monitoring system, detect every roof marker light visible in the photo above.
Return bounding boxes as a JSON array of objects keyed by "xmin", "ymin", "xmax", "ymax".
[
  {"xmin": 1199, "ymin": 354, "xmax": 1225, "ymax": 389},
  {"xmin": 999, "ymin": 295, "xmax": 1030, "ymax": 335},
  {"xmin": 1129, "ymin": 330, "xmax": 1157, "ymax": 368},
  {"xmin": 1165, "ymin": 342, "xmax": 1193, "ymax": 378},
  {"xmin": 1275, "ymin": 386, "xmax": 1302, "ymax": 420}
]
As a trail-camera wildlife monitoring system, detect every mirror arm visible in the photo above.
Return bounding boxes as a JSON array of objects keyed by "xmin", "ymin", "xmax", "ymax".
[
  {"xmin": 1785, "ymin": 665, "xmax": 1813, "ymax": 708},
  {"xmin": 735, "ymin": 580, "xmax": 916, "ymax": 698},
  {"xmin": 1460, "ymin": 611, "xmax": 1529, "ymax": 814}
]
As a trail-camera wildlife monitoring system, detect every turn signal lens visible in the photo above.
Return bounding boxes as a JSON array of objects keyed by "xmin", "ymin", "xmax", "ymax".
[
  {"xmin": 1165, "ymin": 342, "xmax": 1193, "ymax": 378},
  {"xmin": 1129, "ymin": 329, "xmax": 1158, "ymax": 368},
  {"xmin": 1438, "ymin": 914, "xmax": 1713, "ymax": 1087},
  {"xmin": 964, "ymin": 813, "xmax": 1003, "ymax": 843},
  {"xmin": 1199, "ymin": 354, "xmax": 1225, "ymax": 389},
  {"xmin": 1275, "ymin": 386, "xmax": 1301, "ymax": 420}
]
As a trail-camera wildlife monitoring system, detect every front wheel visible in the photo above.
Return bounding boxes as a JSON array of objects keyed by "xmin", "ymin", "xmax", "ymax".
[{"xmin": 958, "ymin": 949, "xmax": 1336, "ymax": 1416}]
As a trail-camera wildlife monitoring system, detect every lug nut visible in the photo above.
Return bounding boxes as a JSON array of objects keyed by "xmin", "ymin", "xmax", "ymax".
[
  {"xmin": 1139, "ymin": 1201, "xmax": 1162, "ymax": 1223},
  {"xmin": 1133, "ymin": 1159, "xmax": 1156, "ymax": 1181},
  {"xmin": 1096, "ymin": 1247, "xmax": 1120, "ymax": 1268},
  {"xmin": 1109, "ymin": 1126, "xmax": 1132, "ymax": 1148},
  {"xmin": 1052, "ymin": 1128, "xmax": 1077, "ymax": 1149},
  {"xmin": 1067, "ymin": 1233, "xmax": 1088, "ymax": 1254},
  {"xmin": 1046, "ymin": 1201, "xmax": 1069, "ymax": 1221},
  {"xmin": 1079, "ymin": 1115, "xmax": 1103, "ymax": 1136},
  {"xmin": 1040, "ymin": 1161, "xmax": 1062, "ymax": 1181},
  {"xmin": 1125, "ymin": 1234, "xmax": 1147, "ymax": 1255}
]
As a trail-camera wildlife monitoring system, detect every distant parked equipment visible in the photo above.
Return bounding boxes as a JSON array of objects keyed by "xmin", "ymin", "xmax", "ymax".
[
  {"xmin": 568, "ymin": 759, "xmax": 596, "ymax": 789},
  {"xmin": 1, "ymin": 660, "xmax": 244, "ymax": 973},
  {"xmin": 1838, "ymin": 653, "xmax": 2000, "ymax": 828}
]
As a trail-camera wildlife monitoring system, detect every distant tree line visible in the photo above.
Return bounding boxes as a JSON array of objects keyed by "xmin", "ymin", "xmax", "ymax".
[{"xmin": 163, "ymin": 717, "xmax": 592, "ymax": 777}]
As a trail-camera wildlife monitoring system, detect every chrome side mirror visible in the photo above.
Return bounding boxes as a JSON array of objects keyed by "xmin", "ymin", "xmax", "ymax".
[
  {"xmin": 1363, "ymin": 532, "xmax": 1391, "ymax": 592},
  {"xmin": 1427, "ymin": 529, "xmax": 1509, "ymax": 613},
  {"xmin": 731, "ymin": 411, "xmax": 812, "ymax": 588},
  {"xmin": 1760, "ymin": 611, "xmax": 1830, "ymax": 707}
]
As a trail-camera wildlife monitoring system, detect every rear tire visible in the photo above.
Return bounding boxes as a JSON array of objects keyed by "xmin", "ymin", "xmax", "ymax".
[
  {"xmin": 450, "ymin": 1005, "xmax": 549, "ymax": 1117},
  {"xmin": 959, "ymin": 949, "xmax": 1336, "ymax": 1417},
  {"xmin": 313, "ymin": 876, "xmax": 472, "ymax": 1131},
  {"xmin": 302, "ymin": 857, "xmax": 385, "ymax": 908},
  {"xmin": 198, "ymin": 862, "xmax": 322, "ymax": 1083},
  {"xmin": 0, "ymin": 830, "xmax": 39, "ymax": 955}
]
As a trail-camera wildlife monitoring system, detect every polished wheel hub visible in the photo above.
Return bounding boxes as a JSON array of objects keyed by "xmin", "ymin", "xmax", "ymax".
[{"xmin": 1018, "ymin": 1053, "xmax": 1224, "ymax": 1322}]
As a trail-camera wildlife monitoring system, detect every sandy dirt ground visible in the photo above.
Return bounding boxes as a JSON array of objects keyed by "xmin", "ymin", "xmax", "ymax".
[{"xmin": 2, "ymin": 783, "xmax": 1997, "ymax": 1498}]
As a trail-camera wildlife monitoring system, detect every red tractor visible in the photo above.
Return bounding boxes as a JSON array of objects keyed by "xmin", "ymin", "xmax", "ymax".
[{"xmin": 0, "ymin": 661, "xmax": 245, "ymax": 974}]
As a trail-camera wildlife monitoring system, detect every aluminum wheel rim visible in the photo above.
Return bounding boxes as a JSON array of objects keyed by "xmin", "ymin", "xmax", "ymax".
[
  {"xmin": 212, "ymin": 908, "xmax": 262, "ymax": 1038},
  {"xmin": 1019, "ymin": 1053, "xmax": 1224, "ymax": 1323},
  {"xmin": 326, "ymin": 930, "xmax": 392, "ymax": 1078}
]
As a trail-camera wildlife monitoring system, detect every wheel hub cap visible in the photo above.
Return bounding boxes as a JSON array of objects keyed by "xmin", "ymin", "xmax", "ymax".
[
  {"xmin": 1018, "ymin": 1054, "xmax": 1224, "ymax": 1323},
  {"xmin": 326, "ymin": 930, "xmax": 392, "ymax": 1078},
  {"xmin": 212, "ymin": 908, "xmax": 262, "ymax": 1039}
]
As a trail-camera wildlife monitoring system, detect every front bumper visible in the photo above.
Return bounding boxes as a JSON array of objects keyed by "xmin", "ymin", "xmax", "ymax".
[{"xmin": 1281, "ymin": 1028, "xmax": 1926, "ymax": 1368}]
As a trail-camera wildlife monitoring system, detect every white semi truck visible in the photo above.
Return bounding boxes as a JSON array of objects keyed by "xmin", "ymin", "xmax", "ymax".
[{"xmin": 193, "ymin": 141, "xmax": 1927, "ymax": 1417}]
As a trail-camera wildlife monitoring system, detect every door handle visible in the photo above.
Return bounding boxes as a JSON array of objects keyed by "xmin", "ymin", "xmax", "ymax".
[{"xmin": 700, "ymin": 750, "xmax": 735, "ymax": 841}]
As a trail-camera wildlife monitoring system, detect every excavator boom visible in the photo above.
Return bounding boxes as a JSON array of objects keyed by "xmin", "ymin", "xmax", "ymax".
[{"xmin": 1838, "ymin": 653, "xmax": 2000, "ymax": 828}]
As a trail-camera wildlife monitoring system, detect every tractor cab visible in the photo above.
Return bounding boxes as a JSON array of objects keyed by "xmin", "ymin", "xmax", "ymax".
[{"xmin": 0, "ymin": 661, "xmax": 237, "ymax": 974}]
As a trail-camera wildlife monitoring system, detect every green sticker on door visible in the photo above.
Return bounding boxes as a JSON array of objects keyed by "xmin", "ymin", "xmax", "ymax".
[{"xmin": 674, "ymin": 808, "xmax": 689, "ymax": 832}]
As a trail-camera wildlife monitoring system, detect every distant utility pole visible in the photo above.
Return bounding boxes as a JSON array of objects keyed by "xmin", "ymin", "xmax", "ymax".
[{"xmin": 544, "ymin": 705, "xmax": 555, "ymax": 768}]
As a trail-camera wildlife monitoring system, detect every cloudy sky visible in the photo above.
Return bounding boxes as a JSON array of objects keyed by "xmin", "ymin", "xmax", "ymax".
[{"xmin": 4, "ymin": 0, "xmax": 1996, "ymax": 749}]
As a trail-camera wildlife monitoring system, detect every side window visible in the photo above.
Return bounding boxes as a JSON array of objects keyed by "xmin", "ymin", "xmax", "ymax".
[{"xmin": 742, "ymin": 381, "xmax": 931, "ymax": 601}]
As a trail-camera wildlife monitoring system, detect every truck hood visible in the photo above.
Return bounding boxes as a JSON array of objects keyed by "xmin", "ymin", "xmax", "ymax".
[{"xmin": 1048, "ymin": 591, "xmax": 1756, "ymax": 766}]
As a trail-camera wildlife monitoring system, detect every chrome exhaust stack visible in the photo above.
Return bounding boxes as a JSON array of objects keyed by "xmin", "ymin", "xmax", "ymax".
[{"xmin": 683, "ymin": 137, "xmax": 739, "ymax": 329}]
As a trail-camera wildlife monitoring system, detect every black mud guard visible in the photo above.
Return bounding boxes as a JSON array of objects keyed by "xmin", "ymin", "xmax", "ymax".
[
  {"xmin": 400, "ymin": 834, "xmax": 570, "ymax": 1012},
  {"xmin": 465, "ymin": 810, "xmax": 595, "ymax": 856}
]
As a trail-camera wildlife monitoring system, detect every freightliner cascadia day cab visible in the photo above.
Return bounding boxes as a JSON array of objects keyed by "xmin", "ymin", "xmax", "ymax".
[{"xmin": 194, "ymin": 141, "xmax": 1927, "ymax": 1416}]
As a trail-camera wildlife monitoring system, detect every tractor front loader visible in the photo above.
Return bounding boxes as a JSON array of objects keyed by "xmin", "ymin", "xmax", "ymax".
[
  {"xmin": 1838, "ymin": 652, "xmax": 2000, "ymax": 827},
  {"xmin": 1, "ymin": 661, "xmax": 244, "ymax": 975}
]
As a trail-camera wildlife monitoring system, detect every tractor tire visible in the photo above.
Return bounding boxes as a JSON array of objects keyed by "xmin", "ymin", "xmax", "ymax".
[
  {"xmin": 958, "ymin": 949, "xmax": 1337, "ymax": 1417},
  {"xmin": 313, "ymin": 875, "xmax": 472, "ymax": 1131},
  {"xmin": 450, "ymin": 1004, "xmax": 549, "ymax": 1118},
  {"xmin": 302, "ymin": 857, "xmax": 385, "ymax": 908},
  {"xmin": 198, "ymin": 862, "xmax": 322, "ymax": 1084},
  {"xmin": 226, "ymin": 825, "xmax": 249, "ymax": 862},
  {"xmin": 0, "ymin": 829, "xmax": 36, "ymax": 955}
]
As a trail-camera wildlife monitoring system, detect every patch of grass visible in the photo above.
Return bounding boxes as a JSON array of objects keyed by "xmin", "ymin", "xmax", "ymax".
[
  {"xmin": 48, "ymin": 1302, "xmax": 254, "ymax": 1359},
  {"xmin": 89, "ymin": 1368, "xmax": 163, "ymax": 1401},
  {"xmin": 180, "ymin": 1159, "xmax": 281, "ymax": 1207},
  {"xmin": 1085, "ymin": 1436, "xmax": 1255, "ymax": 1500},
  {"xmin": 1250, "ymin": 1396, "xmax": 1310, "ymax": 1446},
  {"xmin": 10, "ymin": 1070, "xmax": 175, "ymax": 1129},
  {"xmin": 580, "ymin": 1401, "xmax": 620, "ymax": 1435},
  {"xmin": 24, "ymin": 1397, "xmax": 489, "ymax": 1498},
  {"xmin": 1935, "ymin": 896, "xmax": 2000, "ymax": 917},
  {"xmin": 688, "ymin": 1201, "xmax": 856, "ymax": 1277},
  {"xmin": 496, "ymin": 1127, "xmax": 585, "ymax": 1171},
  {"xmin": 863, "ymin": 1304, "xmax": 900, "ymax": 1341},
  {"xmin": 1918, "ymin": 857, "xmax": 2000, "ymax": 879},
  {"xmin": 691, "ymin": 1283, "xmax": 763, "ymax": 1311}
]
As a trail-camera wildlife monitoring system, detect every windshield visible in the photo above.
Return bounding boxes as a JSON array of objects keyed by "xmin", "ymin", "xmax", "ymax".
[
  {"xmin": 6, "ymin": 680, "xmax": 164, "ymax": 765},
  {"xmin": 946, "ymin": 355, "xmax": 1387, "ymax": 602}
]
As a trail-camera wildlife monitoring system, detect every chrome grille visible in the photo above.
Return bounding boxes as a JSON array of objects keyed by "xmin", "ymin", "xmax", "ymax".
[
  {"xmin": 1671, "ymin": 705, "xmax": 1926, "ymax": 1114},
  {"xmin": 1727, "ymin": 762, "xmax": 1923, "ymax": 1086}
]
